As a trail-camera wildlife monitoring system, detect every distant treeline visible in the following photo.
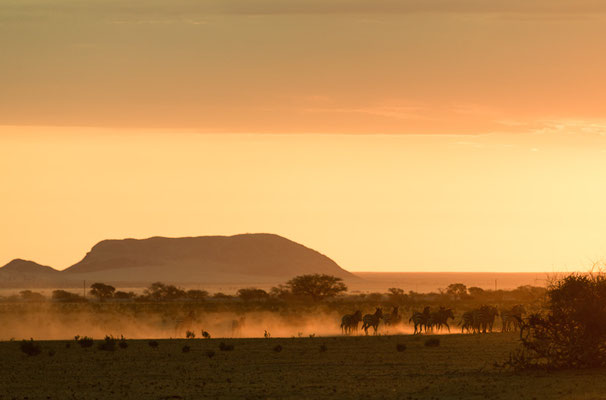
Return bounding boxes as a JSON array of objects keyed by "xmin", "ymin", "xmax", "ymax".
[{"xmin": 0, "ymin": 274, "xmax": 547, "ymax": 314}]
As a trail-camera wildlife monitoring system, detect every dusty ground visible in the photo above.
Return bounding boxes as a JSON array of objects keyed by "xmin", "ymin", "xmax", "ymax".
[{"xmin": 2, "ymin": 333, "xmax": 606, "ymax": 399}]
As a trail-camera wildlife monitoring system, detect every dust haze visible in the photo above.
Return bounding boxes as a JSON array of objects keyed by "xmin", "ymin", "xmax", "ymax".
[{"xmin": 0, "ymin": 306, "xmax": 415, "ymax": 341}]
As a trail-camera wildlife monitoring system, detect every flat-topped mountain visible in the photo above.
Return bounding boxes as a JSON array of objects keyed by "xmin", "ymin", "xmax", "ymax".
[{"xmin": 0, "ymin": 234, "xmax": 354, "ymax": 287}]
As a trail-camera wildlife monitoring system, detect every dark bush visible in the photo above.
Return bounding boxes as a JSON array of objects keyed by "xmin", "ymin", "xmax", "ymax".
[
  {"xmin": 424, "ymin": 338, "xmax": 440, "ymax": 347},
  {"xmin": 20, "ymin": 339, "xmax": 41, "ymax": 356},
  {"xmin": 52, "ymin": 290, "xmax": 86, "ymax": 303},
  {"xmin": 205, "ymin": 350, "xmax": 215, "ymax": 358},
  {"xmin": 118, "ymin": 336, "xmax": 128, "ymax": 349},
  {"xmin": 319, "ymin": 344, "xmax": 327, "ymax": 352},
  {"xmin": 273, "ymin": 345, "xmax": 282, "ymax": 352},
  {"xmin": 148, "ymin": 340, "xmax": 159, "ymax": 349},
  {"xmin": 506, "ymin": 273, "xmax": 606, "ymax": 370},
  {"xmin": 219, "ymin": 342, "xmax": 234, "ymax": 351},
  {"xmin": 201, "ymin": 330, "xmax": 211, "ymax": 339},
  {"xmin": 396, "ymin": 343, "xmax": 407, "ymax": 352},
  {"xmin": 186, "ymin": 330, "xmax": 196, "ymax": 339},
  {"xmin": 97, "ymin": 336, "xmax": 116, "ymax": 351},
  {"xmin": 182, "ymin": 345, "xmax": 191, "ymax": 353},
  {"xmin": 78, "ymin": 336, "xmax": 94, "ymax": 348},
  {"xmin": 237, "ymin": 288, "xmax": 270, "ymax": 301}
]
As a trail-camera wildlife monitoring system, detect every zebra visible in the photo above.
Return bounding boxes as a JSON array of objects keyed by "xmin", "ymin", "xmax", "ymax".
[
  {"xmin": 340, "ymin": 310, "xmax": 363, "ymax": 335},
  {"xmin": 429, "ymin": 307, "xmax": 455, "ymax": 333},
  {"xmin": 500, "ymin": 305, "xmax": 525, "ymax": 332},
  {"xmin": 459, "ymin": 310, "xmax": 477, "ymax": 333},
  {"xmin": 459, "ymin": 306, "xmax": 498, "ymax": 333},
  {"xmin": 478, "ymin": 305, "xmax": 499, "ymax": 333},
  {"xmin": 459, "ymin": 309, "xmax": 480, "ymax": 333},
  {"xmin": 382, "ymin": 306, "xmax": 402, "ymax": 327},
  {"xmin": 409, "ymin": 306, "xmax": 431, "ymax": 334},
  {"xmin": 361, "ymin": 308, "xmax": 383, "ymax": 335}
]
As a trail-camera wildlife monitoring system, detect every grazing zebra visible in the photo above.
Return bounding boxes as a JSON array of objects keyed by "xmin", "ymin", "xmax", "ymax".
[
  {"xmin": 361, "ymin": 308, "xmax": 383, "ymax": 335},
  {"xmin": 383, "ymin": 306, "xmax": 402, "ymax": 327},
  {"xmin": 409, "ymin": 306, "xmax": 431, "ymax": 334},
  {"xmin": 340, "ymin": 310, "xmax": 363, "ymax": 335},
  {"xmin": 500, "ymin": 305, "xmax": 525, "ymax": 332},
  {"xmin": 430, "ymin": 307, "xmax": 455, "ymax": 333},
  {"xmin": 231, "ymin": 316, "xmax": 246, "ymax": 337}
]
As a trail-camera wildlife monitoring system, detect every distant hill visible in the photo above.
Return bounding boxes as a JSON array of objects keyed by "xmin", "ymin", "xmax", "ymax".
[
  {"xmin": 0, "ymin": 234, "xmax": 355, "ymax": 288},
  {"xmin": 0, "ymin": 259, "xmax": 61, "ymax": 288}
]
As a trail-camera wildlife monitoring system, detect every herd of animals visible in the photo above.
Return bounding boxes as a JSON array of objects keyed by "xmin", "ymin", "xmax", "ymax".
[
  {"xmin": 340, "ymin": 304, "xmax": 526, "ymax": 335},
  {"xmin": 175, "ymin": 304, "xmax": 527, "ymax": 337}
]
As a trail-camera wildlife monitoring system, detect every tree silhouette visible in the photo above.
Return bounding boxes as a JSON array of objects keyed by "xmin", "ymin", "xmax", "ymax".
[
  {"xmin": 446, "ymin": 283, "xmax": 468, "ymax": 300},
  {"xmin": 237, "ymin": 288, "xmax": 270, "ymax": 301},
  {"xmin": 286, "ymin": 274, "xmax": 347, "ymax": 301},
  {"xmin": 90, "ymin": 283, "xmax": 116, "ymax": 301},
  {"xmin": 144, "ymin": 282, "xmax": 186, "ymax": 300}
]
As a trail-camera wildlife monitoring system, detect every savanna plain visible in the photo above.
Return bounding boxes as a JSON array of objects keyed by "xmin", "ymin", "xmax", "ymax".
[{"xmin": 2, "ymin": 333, "xmax": 606, "ymax": 400}]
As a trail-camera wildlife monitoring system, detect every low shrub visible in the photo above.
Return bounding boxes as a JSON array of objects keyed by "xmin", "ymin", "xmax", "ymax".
[
  {"xmin": 396, "ymin": 343, "xmax": 407, "ymax": 352},
  {"xmin": 219, "ymin": 342, "xmax": 234, "ymax": 351},
  {"xmin": 424, "ymin": 338, "xmax": 440, "ymax": 347},
  {"xmin": 97, "ymin": 336, "xmax": 117, "ymax": 351},
  {"xmin": 78, "ymin": 336, "xmax": 94, "ymax": 348},
  {"xmin": 20, "ymin": 339, "xmax": 41, "ymax": 356}
]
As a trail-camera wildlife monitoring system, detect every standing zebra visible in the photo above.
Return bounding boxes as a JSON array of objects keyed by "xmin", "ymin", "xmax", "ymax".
[
  {"xmin": 409, "ymin": 306, "xmax": 431, "ymax": 334},
  {"xmin": 500, "ymin": 305, "xmax": 525, "ymax": 332},
  {"xmin": 340, "ymin": 310, "xmax": 363, "ymax": 335},
  {"xmin": 478, "ymin": 305, "xmax": 498, "ymax": 333},
  {"xmin": 361, "ymin": 308, "xmax": 383, "ymax": 335},
  {"xmin": 459, "ymin": 305, "xmax": 498, "ymax": 333}
]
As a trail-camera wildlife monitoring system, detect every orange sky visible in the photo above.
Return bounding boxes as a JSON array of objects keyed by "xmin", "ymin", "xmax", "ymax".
[
  {"xmin": 2, "ymin": 126, "xmax": 606, "ymax": 272},
  {"xmin": 2, "ymin": 1, "xmax": 606, "ymax": 272},
  {"xmin": 2, "ymin": 1, "xmax": 606, "ymax": 133}
]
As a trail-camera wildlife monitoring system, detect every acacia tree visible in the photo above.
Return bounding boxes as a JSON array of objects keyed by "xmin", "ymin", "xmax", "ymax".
[
  {"xmin": 237, "ymin": 288, "xmax": 270, "ymax": 301},
  {"xmin": 144, "ymin": 282, "xmax": 186, "ymax": 300},
  {"xmin": 446, "ymin": 283, "xmax": 468, "ymax": 300},
  {"xmin": 285, "ymin": 274, "xmax": 347, "ymax": 301},
  {"xmin": 90, "ymin": 282, "xmax": 116, "ymax": 301}
]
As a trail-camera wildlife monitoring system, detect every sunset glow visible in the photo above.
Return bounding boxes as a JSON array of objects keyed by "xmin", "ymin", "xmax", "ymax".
[{"xmin": 2, "ymin": 125, "xmax": 606, "ymax": 272}]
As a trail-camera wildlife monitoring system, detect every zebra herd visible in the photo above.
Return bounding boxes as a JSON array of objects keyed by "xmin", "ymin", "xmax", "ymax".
[{"xmin": 340, "ymin": 304, "xmax": 526, "ymax": 335}]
